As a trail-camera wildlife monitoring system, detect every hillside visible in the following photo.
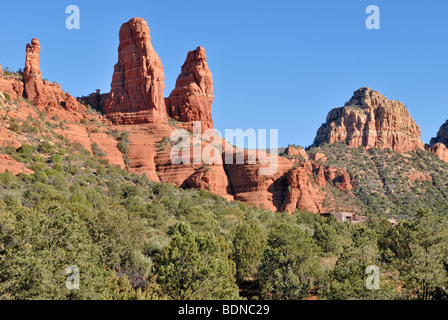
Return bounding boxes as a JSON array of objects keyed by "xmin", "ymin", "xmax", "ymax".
[
  {"xmin": 1, "ymin": 16, "xmax": 448, "ymax": 300},
  {"xmin": 0, "ymin": 101, "xmax": 447, "ymax": 299}
]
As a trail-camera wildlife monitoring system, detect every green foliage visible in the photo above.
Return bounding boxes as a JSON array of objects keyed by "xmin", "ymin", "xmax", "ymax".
[
  {"xmin": 258, "ymin": 223, "xmax": 321, "ymax": 300},
  {"xmin": 387, "ymin": 209, "xmax": 448, "ymax": 299},
  {"xmin": 18, "ymin": 144, "xmax": 35, "ymax": 157},
  {"xmin": 0, "ymin": 129, "xmax": 447, "ymax": 300},
  {"xmin": 154, "ymin": 223, "xmax": 240, "ymax": 300},
  {"xmin": 91, "ymin": 142, "xmax": 106, "ymax": 157},
  {"xmin": 232, "ymin": 220, "xmax": 266, "ymax": 282},
  {"xmin": 38, "ymin": 141, "xmax": 54, "ymax": 154}
]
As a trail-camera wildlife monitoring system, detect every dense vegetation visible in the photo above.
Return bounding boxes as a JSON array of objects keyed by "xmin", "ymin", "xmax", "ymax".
[
  {"xmin": 0, "ymin": 96, "xmax": 447, "ymax": 300},
  {"xmin": 308, "ymin": 143, "xmax": 448, "ymax": 218},
  {"xmin": 0, "ymin": 138, "xmax": 447, "ymax": 300}
]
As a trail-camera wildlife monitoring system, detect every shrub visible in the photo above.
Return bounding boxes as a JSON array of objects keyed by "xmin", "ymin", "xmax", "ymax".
[
  {"xmin": 38, "ymin": 141, "xmax": 54, "ymax": 154},
  {"xmin": 91, "ymin": 142, "xmax": 106, "ymax": 157},
  {"xmin": 18, "ymin": 144, "xmax": 35, "ymax": 157}
]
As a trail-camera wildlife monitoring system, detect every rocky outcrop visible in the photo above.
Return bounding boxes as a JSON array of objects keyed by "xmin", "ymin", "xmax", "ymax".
[
  {"xmin": 283, "ymin": 145, "xmax": 308, "ymax": 160},
  {"xmin": 166, "ymin": 46, "xmax": 214, "ymax": 131},
  {"xmin": 80, "ymin": 89, "xmax": 108, "ymax": 111},
  {"xmin": 428, "ymin": 120, "xmax": 448, "ymax": 163},
  {"xmin": 21, "ymin": 38, "xmax": 80, "ymax": 110},
  {"xmin": 429, "ymin": 143, "xmax": 448, "ymax": 163},
  {"xmin": 0, "ymin": 77, "xmax": 24, "ymax": 100},
  {"xmin": 314, "ymin": 87, "xmax": 424, "ymax": 153},
  {"xmin": 0, "ymin": 154, "xmax": 34, "ymax": 175},
  {"xmin": 23, "ymin": 38, "xmax": 45, "ymax": 107},
  {"xmin": 225, "ymin": 149, "xmax": 294, "ymax": 211},
  {"xmin": 430, "ymin": 120, "xmax": 448, "ymax": 147},
  {"xmin": 281, "ymin": 162, "xmax": 352, "ymax": 214},
  {"xmin": 103, "ymin": 18, "xmax": 167, "ymax": 125}
]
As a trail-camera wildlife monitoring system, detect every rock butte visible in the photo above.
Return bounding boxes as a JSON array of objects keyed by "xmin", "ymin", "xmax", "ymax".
[
  {"xmin": 313, "ymin": 87, "xmax": 425, "ymax": 153},
  {"xmin": 0, "ymin": 17, "xmax": 445, "ymax": 213}
]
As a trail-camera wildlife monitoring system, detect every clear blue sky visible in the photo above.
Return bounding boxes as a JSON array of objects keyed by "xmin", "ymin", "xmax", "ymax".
[{"xmin": 1, "ymin": 0, "xmax": 447, "ymax": 147}]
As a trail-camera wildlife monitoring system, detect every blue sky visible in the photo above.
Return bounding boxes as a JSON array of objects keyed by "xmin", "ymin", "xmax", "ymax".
[{"xmin": 0, "ymin": 0, "xmax": 447, "ymax": 147}]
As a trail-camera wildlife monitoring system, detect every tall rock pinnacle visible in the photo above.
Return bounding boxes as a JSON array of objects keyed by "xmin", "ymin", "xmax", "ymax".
[
  {"xmin": 166, "ymin": 46, "xmax": 214, "ymax": 131},
  {"xmin": 23, "ymin": 38, "xmax": 45, "ymax": 106},
  {"xmin": 313, "ymin": 87, "xmax": 424, "ymax": 153},
  {"xmin": 104, "ymin": 17, "xmax": 167, "ymax": 124}
]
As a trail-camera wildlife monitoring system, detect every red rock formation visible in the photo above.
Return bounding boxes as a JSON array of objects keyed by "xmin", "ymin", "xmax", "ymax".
[
  {"xmin": 0, "ymin": 19, "xmax": 366, "ymax": 216},
  {"xmin": 428, "ymin": 120, "xmax": 448, "ymax": 163},
  {"xmin": 80, "ymin": 89, "xmax": 108, "ymax": 111},
  {"xmin": 166, "ymin": 46, "xmax": 214, "ymax": 131},
  {"xmin": 21, "ymin": 38, "xmax": 80, "ymax": 109},
  {"xmin": 281, "ymin": 162, "xmax": 352, "ymax": 214},
  {"xmin": 283, "ymin": 145, "xmax": 308, "ymax": 160},
  {"xmin": 0, "ymin": 154, "xmax": 34, "ymax": 175},
  {"xmin": 310, "ymin": 152, "xmax": 327, "ymax": 163},
  {"xmin": 185, "ymin": 165, "xmax": 233, "ymax": 200},
  {"xmin": 430, "ymin": 120, "xmax": 448, "ymax": 147},
  {"xmin": 225, "ymin": 148, "xmax": 293, "ymax": 212},
  {"xmin": 314, "ymin": 87, "xmax": 424, "ymax": 153},
  {"xmin": 429, "ymin": 143, "xmax": 448, "ymax": 164},
  {"xmin": 104, "ymin": 18, "xmax": 167, "ymax": 124},
  {"xmin": 23, "ymin": 38, "xmax": 46, "ymax": 107},
  {"xmin": 0, "ymin": 77, "xmax": 24, "ymax": 100},
  {"xmin": 62, "ymin": 92, "xmax": 79, "ymax": 111}
]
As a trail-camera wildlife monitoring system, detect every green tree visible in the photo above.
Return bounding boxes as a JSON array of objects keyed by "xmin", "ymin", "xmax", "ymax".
[
  {"xmin": 232, "ymin": 220, "xmax": 266, "ymax": 281},
  {"xmin": 391, "ymin": 209, "xmax": 448, "ymax": 300},
  {"xmin": 257, "ymin": 223, "xmax": 321, "ymax": 300},
  {"xmin": 155, "ymin": 223, "xmax": 239, "ymax": 300},
  {"xmin": 0, "ymin": 202, "xmax": 110, "ymax": 299},
  {"xmin": 322, "ymin": 225, "xmax": 398, "ymax": 300}
]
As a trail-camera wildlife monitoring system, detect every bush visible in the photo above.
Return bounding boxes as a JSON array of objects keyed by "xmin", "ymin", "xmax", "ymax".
[
  {"xmin": 91, "ymin": 142, "xmax": 106, "ymax": 157},
  {"xmin": 18, "ymin": 144, "xmax": 35, "ymax": 157}
]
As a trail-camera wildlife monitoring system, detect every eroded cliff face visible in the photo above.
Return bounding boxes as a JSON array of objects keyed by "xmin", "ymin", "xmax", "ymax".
[
  {"xmin": 103, "ymin": 18, "xmax": 167, "ymax": 125},
  {"xmin": 166, "ymin": 46, "xmax": 214, "ymax": 132},
  {"xmin": 313, "ymin": 87, "xmax": 424, "ymax": 153},
  {"xmin": 281, "ymin": 161, "xmax": 352, "ymax": 214}
]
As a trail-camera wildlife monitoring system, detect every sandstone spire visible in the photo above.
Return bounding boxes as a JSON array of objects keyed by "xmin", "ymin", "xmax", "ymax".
[
  {"xmin": 104, "ymin": 17, "xmax": 167, "ymax": 124},
  {"xmin": 23, "ymin": 38, "xmax": 45, "ymax": 106},
  {"xmin": 166, "ymin": 46, "xmax": 214, "ymax": 131},
  {"xmin": 313, "ymin": 87, "xmax": 424, "ymax": 153}
]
